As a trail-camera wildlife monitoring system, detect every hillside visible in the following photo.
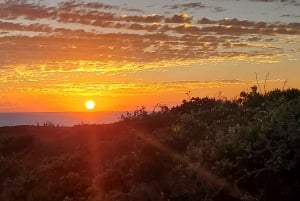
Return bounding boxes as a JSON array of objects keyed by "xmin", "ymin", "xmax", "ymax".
[{"xmin": 0, "ymin": 88, "xmax": 300, "ymax": 201}]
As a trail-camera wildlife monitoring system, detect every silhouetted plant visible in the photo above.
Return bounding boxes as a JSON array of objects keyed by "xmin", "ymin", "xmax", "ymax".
[{"xmin": 0, "ymin": 88, "xmax": 299, "ymax": 201}]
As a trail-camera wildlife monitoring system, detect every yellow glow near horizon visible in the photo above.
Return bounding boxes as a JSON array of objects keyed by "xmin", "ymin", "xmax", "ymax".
[{"xmin": 85, "ymin": 100, "xmax": 96, "ymax": 110}]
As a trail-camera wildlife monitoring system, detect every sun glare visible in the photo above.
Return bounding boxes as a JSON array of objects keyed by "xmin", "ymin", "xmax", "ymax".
[{"xmin": 85, "ymin": 100, "xmax": 96, "ymax": 110}]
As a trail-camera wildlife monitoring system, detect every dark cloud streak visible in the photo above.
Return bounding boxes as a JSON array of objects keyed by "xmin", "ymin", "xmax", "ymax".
[
  {"xmin": 163, "ymin": 3, "xmax": 206, "ymax": 10},
  {"xmin": 165, "ymin": 13, "xmax": 193, "ymax": 23}
]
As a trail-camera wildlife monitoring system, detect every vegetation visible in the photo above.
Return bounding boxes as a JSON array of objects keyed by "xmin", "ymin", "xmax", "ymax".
[{"xmin": 0, "ymin": 87, "xmax": 300, "ymax": 201}]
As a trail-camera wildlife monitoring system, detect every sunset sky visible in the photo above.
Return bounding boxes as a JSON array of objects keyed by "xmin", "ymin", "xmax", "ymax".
[{"xmin": 0, "ymin": 0, "xmax": 299, "ymax": 112}]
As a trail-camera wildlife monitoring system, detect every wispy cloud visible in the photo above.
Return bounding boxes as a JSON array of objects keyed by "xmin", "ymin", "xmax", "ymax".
[
  {"xmin": 0, "ymin": 78, "xmax": 249, "ymax": 96},
  {"xmin": 163, "ymin": 3, "xmax": 207, "ymax": 10},
  {"xmin": 165, "ymin": 13, "xmax": 193, "ymax": 23}
]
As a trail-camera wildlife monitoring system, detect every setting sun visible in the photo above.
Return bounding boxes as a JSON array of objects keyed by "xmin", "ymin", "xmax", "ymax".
[{"xmin": 85, "ymin": 100, "xmax": 96, "ymax": 110}]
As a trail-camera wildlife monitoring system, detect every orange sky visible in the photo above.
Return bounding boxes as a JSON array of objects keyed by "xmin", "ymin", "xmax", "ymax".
[{"xmin": 0, "ymin": 0, "xmax": 299, "ymax": 112}]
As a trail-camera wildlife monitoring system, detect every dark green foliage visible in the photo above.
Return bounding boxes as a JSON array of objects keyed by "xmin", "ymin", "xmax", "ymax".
[{"xmin": 0, "ymin": 88, "xmax": 300, "ymax": 201}]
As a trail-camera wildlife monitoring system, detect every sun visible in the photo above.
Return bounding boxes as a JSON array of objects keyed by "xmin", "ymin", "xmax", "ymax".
[{"xmin": 85, "ymin": 100, "xmax": 96, "ymax": 110}]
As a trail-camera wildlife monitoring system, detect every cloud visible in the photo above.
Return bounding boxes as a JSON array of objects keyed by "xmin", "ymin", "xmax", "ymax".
[
  {"xmin": 163, "ymin": 2, "xmax": 225, "ymax": 13},
  {"xmin": 232, "ymin": 0, "xmax": 300, "ymax": 6},
  {"xmin": 0, "ymin": 0, "xmax": 56, "ymax": 20},
  {"xmin": 197, "ymin": 18, "xmax": 300, "ymax": 35},
  {"xmin": 163, "ymin": 3, "xmax": 207, "ymax": 10},
  {"xmin": 0, "ymin": 21, "xmax": 52, "ymax": 32},
  {"xmin": 165, "ymin": 13, "xmax": 193, "ymax": 23},
  {"xmin": 219, "ymin": 18, "xmax": 255, "ymax": 27},
  {"xmin": 0, "ymin": 1, "xmax": 299, "ymax": 70},
  {"xmin": 0, "ymin": 77, "xmax": 248, "ymax": 96},
  {"xmin": 58, "ymin": 1, "xmax": 119, "ymax": 11},
  {"xmin": 248, "ymin": 37, "xmax": 262, "ymax": 41},
  {"xmin": 121, "ymin": 14, "xmax": 164, "ymax": 23},
  {"xmin": 281, "ymin": 14, "xmax": 300, "ymax": 18},
  {"xmin": 198, "ymin": 17, "xmax": 216, "ymax": 24},
  {"xmin": 58, "ymin": 11, "xmax": 116, "ymax": 25},
  {"xmin": 249, "ymin": 0, "xmax": 297, "ymax": 3},
  {"xmin": 0, "ymin": 1, "xmax": 119, "ymax": 23},
  {"xmin": 122, "ymin": 8, "xmax": 144, "ymax": 13}
]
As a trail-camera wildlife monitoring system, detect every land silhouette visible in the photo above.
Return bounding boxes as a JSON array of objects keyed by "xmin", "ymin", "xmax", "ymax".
[{"xmin": 0, "ymin": 87, "xmax": 299, "ymax": 201}]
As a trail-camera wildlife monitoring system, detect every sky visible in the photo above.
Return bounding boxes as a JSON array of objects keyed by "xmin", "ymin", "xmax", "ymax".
[{"xmin": 0, "ymin": 0, "xmax": 299, "ymax": 112}]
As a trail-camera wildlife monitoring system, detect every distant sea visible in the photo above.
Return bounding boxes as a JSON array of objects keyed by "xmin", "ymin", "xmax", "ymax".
[{"xmin": 0, "ymin": 112, "xmax": 125, "ymax": 127}]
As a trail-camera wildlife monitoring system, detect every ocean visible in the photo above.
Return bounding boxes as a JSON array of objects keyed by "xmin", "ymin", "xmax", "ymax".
[{"xmin": 0, "ymin": 112, "xmax": 124, "ymax": 127}]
